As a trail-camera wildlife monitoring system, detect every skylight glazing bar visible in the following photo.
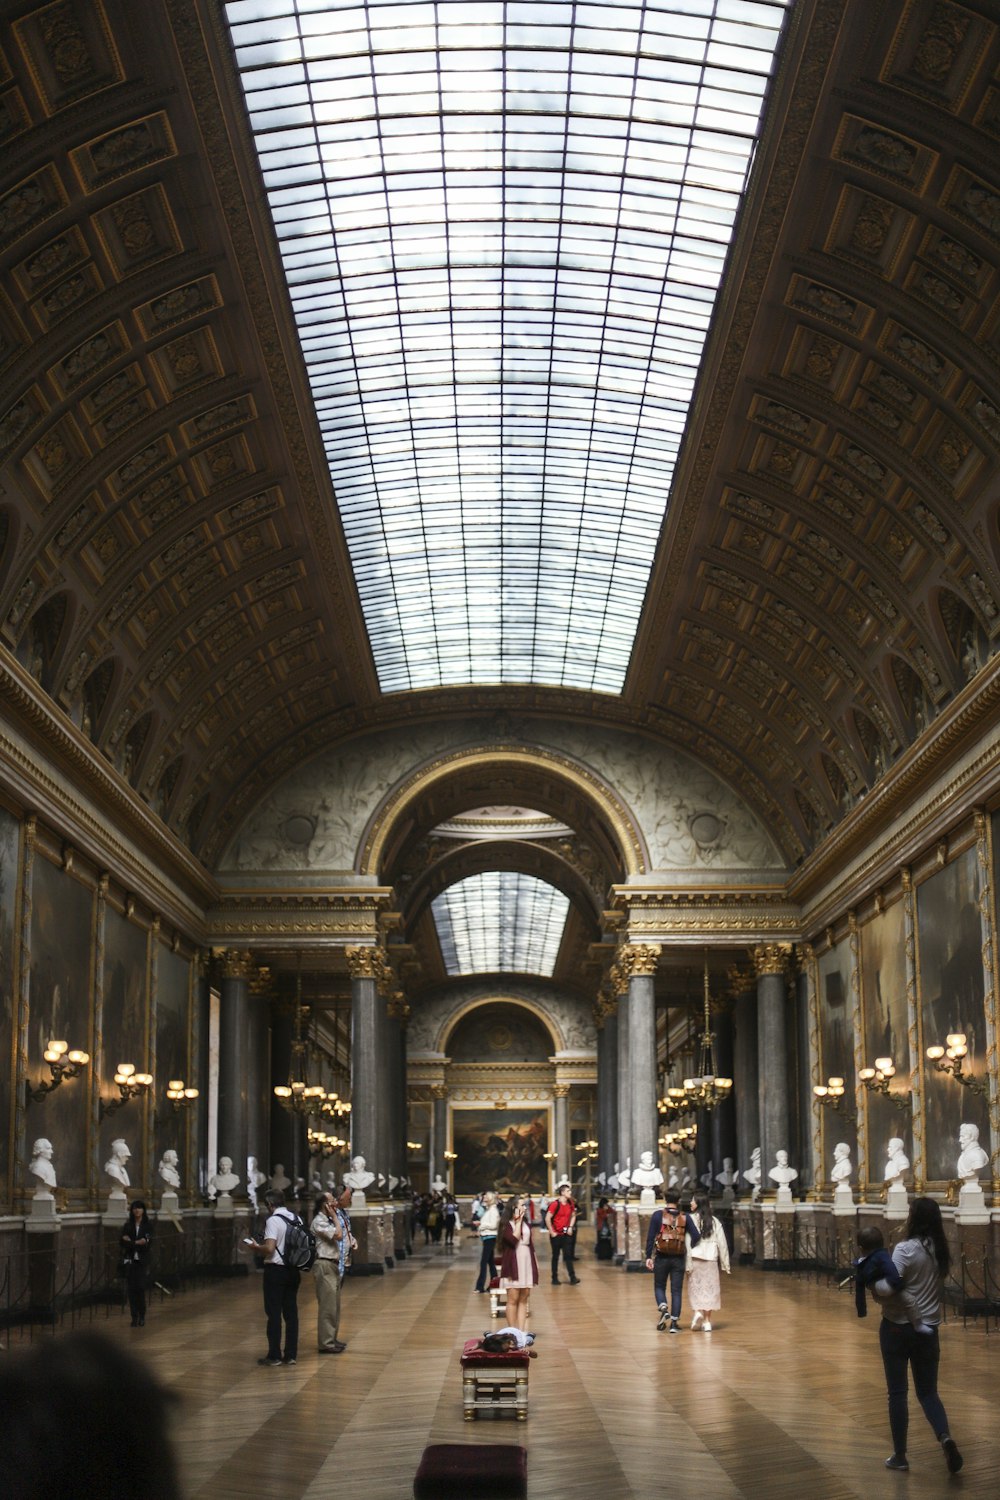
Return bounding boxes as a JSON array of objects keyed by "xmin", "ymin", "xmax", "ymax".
[
  {"xmin": 225, "ymin": 0, "xmax": 791, "ymax": 693},
  {"xmin": 432, "ymin": 871, "xmax": 571, "ymax": 976}
]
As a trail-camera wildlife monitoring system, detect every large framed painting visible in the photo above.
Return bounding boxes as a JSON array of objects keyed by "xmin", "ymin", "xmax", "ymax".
[
  {"xmin": 155, "ymin": 945, "xmax": 192, "ymax": 1179},
  {"xmin": 915, "ymin": 847, "xmax": 989, "ymax": 1183},
  {"xmin": 451, "ymin": 1106, "xmax": 549, "ymax": 1196},
  {"xmin": 815, "ymin": 936, "xmax": 857, "ymax": 1157},
  {"xmin": 100, "ymin": 905, "xmax": 149, "ymax": 1173},
  {"xmin": 29, "ymin": 854, "xmax": 94, "ymax": 1190},
  {"xmin": 0, "ymin": 806, "xmax": 18, "ymax": 1205},
  {"xmin": 859, "ymin": 900, "xmax": 911, "ymax": 1182}
]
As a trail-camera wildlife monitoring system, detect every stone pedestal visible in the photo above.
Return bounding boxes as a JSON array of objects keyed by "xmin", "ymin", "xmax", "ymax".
[
  {"xmin": 350, "ymin": 1203, "xmax": 386, "ymax": 1274},
  {"xmin": 885, "ymin": 1181, "xmax": 908, "ymax": 1220},
  {"xmin": 775, "ymin": 1185, "xmax": 794, "ymax": 1211},
  {"xmin": 832, "ymin": 1182, "xmax": 856, "ymax": 1217},
  {"xmin": 957, "ymin": 1181, "xmax": 990, "ymax": 1225},
  {"xmin": 27, "ymin": 1195, "xmax": 60, "ymax": 1232},
  {"xmin": 103, "ymin": 1190, "xmax": 128, "ymax": 1226},
  {"xmin": 613, "ymin": 1196, "xmax": 628, "ymax": 1263},
  {"xmin": 382, "ymin": 1204, "xmax": 396, "ymax": 1267},
  {"xmin": 213, "ymin": 1191, "xmax": 235, "ymax": 1219},
  {"xmin": 160, "ymin": 1189, "xmax": 181, "ymax": 1219},
  {"xmin": 624, "ymin": 1202, "xmax": 644, "ymax": 1267}
]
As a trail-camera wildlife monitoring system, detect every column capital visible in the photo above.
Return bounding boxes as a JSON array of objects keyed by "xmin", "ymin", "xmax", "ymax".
[
  {"xmin": 611, "ymin": 942, "xmax": 661, "ymax": 991},
  {"xmin": 345, "ymin": 944, "xmax": 391, "ymax": 990},
  {"xmin": 217, "ymin": 947, "xmax": 255, "ymax": 981},
  {"xmin": 430, "ymin": 1083, "xmax": 448, "ymax": 1100},
  {"xmin": 553, "ymin": 1083, "xmax": 570, "ymax": 1098},
  {"xmin": 752, "ymin": 942, "xmax": 791, "ymax": 977},
  {"xmin": 386, "ymin": 989, "xmax": 410, "ymax": 1023}
]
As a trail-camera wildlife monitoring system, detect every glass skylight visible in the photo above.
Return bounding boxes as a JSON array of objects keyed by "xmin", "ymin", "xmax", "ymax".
[
  {"xmin": 432, "ymin": 871, "xmax": 570, "ymax": 975},
  {"xmin": 226, "ymin": 0, "xmax": 790, "ymax": 692}
]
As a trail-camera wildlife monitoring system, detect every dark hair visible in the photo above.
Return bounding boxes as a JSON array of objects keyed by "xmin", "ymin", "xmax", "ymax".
[
  {"xmin": 694, "ymin": 1193, "xmax": 714, "ymax": 1234},
  {"xmin": 498, "ymin": 1194, "xmax": 522, "ymax": 1232},
  {"xmin": 905, "ymin": 1196, "xmax": 950, "ymax": 1278},
  {"xmin": 314, "ymin": 1192, "xmax": 331, "ymax": 1220},
  {"xmin": 598, "ymin": 1196, "xmax": 609, "ymax": 1208},
  {"xmin": 481, "ymin": 1332, "xmax": 518, "ymax": 1354},
  {"xmin": 857, "ymin": 1225, "xmax": 885, "ymax": 1253},
  {"xmin": 0, "ymin": 1331, "xmax": 181, "ymax": 1500},
  {"xmin": 124, "ymin": 1200, "xmax": 149, "ymax": 1232},
  {"xmin": 264, "ymin": 1188, "xmax": 285, "ymax": 1209},
  {"xmin": 663, "ymin": 1189, "xmax": 680, "ymax": 1205}
]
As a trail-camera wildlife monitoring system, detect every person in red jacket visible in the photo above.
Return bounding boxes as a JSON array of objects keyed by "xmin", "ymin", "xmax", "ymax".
[
  {"xmin": 498, "ymin": 1194, "xmax": 538, "ymax": 1332},
  {"xmin": 545, "ymin": 1182, "xmax": 580, "ymax": 1285}
]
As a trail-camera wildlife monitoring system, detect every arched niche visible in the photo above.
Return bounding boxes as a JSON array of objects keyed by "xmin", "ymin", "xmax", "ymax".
[{"xmin": 445, "ymin": 1001, "xmax": 557, "ymax": 1063}]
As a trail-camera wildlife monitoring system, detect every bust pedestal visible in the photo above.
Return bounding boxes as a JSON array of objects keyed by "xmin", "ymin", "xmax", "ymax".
[
  {"xmin": 349, "ymin": 1203, "xmax": 386, "ymax": 1274},
  {"xmin": 213, "ymin": 1191, "xmax": 234, "ymax": 1218},
  {"xmin": 956, "ymin": 1180, "xmax": 990, "ymax": 1225},
  {"xmin": 832, "ymin": 1181, "xmax": 856, "ymax": 1217},
  {"xmin": 27, "ymin": 1194, "xmax": 60, "ymax": 1233},
  {"xmin": 638, "ymin": 1185, "xmax": 656, "ymax": 1210},
  {"xmin": 885, "ymin": 1180, "xmax": 908, "ymax": 1220},
  {"xmin": 103, "ymin": 1188, "xmax": 128, "ymax": 1226},
  {"xmin": 774, "ymin": 1184, "xmax": 794, "ymax": 1212},
  {"xmin": 160, "ymin": 1189, "xmax": 181, "ymax": 1219}
]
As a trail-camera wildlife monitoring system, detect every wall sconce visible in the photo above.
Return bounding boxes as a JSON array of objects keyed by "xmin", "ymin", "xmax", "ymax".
[
  {"xmin": 406, "ymin": 1140, "xmax": 423, "ymax": 1153},
  {"xmin": 859, "ymin": 1057, "xmax": 911, "ymax": 1111},
  {"xmin": 542, "ymin": 1150, "xmax": 558, "ymax": 1164},
  {"xmin": 813, "ymin": 1076, "xmax": 855, "ymax": 1120},
  {"xmin": 100, "ymin": 1062, "xmax": 152, "ymax": 1117},
  {"xmin": 926, "ymin": 1034, "xmax": 989, "ymax": 1096},
  {"xmin": 575, "ymin": 1139, "xmax": 598, "ymax": 1167},
  {"xmin": 443, "ymin": 1150, "xmax": 457, "ymax": 1162},
  {"xmin": 166, "ymin": 1078, "xmax": 200, "ymax": 1111},
  {"xmin": 26, "ymin": 1039, "xmax": 90, "ymax": 1103}
]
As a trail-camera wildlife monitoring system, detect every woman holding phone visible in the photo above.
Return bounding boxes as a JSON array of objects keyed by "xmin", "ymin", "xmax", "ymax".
[{"xmin": 498, "ymin": 1194, "xmax": 538, "ymax": 1332}]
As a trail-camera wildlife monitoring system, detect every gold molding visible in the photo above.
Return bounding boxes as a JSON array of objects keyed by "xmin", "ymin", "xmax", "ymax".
[{"xmin": 752, "ymin": 942, "xmax": 792, "ymax": 977}]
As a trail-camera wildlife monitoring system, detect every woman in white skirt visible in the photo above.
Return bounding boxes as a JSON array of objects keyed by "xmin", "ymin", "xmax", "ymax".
[{"xmin": 685, "ymin": 1194, "xmax": 731, "ymax": 1331}]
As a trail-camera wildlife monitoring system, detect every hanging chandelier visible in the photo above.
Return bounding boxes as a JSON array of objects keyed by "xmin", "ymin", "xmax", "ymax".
[
  {"xmin": 273, "ymin": 967, "xmax": 349, "ymax": 1119},
  {"xmin": 680, "ymin": 952, "xmax": 733, "ymax": 1112}
]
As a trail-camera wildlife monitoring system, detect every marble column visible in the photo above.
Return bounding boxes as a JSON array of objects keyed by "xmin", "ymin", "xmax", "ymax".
[
  {"xmin": 194, "ymin": 951, "xmax": 211, "ymax": 1200},
  {"xmin": 755, "ymin": 944, "xmax": 792, "ymax": 1180},
  {"xmin": 554, "ymin": 1085, "xmax": 570, "ymax": 1181},
  {"xmin": 217, "ymin": 949, "xmax": 254, "ymax": 1176},
  {"xmin": 247, "ymin": 966, "xmax": 271, "ymax": 1187},
  {"xmin": 709, "ymin": 1006, "xmax": 737, "ymax": 1179},
  {"xmin": 616, "ymin": 977, "xmax": 632, "ymax": 1179},
  {"xmin": 627, "ymin": 945, "xmax": 661, "ymax": 1168},
  {"xmin": 386, "ymin": 991, "xmax": 409, "ymax": 1187},
  {"xmin": 347, "ymin": 947, "xmax": 387, "ymax": 1179},
  {"xmin": 431, "ymin": 1085, "xmax": 448, "ymax": 1184},
  {"xmin": 597, "ymin": 1003, "xmax": 618, "ymax": 1180},
  {"xmin": 733, "ymin": 983, "xmax": 759, "ymax": 1182}
]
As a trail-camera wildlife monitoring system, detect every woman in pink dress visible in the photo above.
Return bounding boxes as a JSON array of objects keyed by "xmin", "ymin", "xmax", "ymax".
[{"xmin": 498, "ymin": 1194, "xmax": 538, "ymax": 1331}]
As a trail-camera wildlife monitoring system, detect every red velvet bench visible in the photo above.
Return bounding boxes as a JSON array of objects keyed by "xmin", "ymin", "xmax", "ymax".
[
  {"xmin": 460, "ymin": 1336, "xmax": 531, "ymax": 1421},
  {"xmin": 413, "ymin": 1443, "xmax": 527, "ymax": 1498}
]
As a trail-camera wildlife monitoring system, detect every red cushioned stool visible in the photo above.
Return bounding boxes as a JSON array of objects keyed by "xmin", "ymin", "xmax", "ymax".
[
  {"xmin": 413, "ymin": 1443, "xmax": 527, "ymax": 1499},
  {"xmin": 460, "ymin": 1337, "xmax": 530, "ymax": 1421}
]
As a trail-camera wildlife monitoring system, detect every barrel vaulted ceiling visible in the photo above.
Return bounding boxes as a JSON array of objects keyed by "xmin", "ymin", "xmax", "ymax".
[{"xmin": 2, "ymin": 0, "xmax": 1000, "ymax": 879}]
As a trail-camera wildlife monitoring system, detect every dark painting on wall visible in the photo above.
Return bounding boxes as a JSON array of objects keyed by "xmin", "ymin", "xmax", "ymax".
[
  {"xmin": 0, "ymin": 806, "xmax": 19, "ymax": 1201},
  {"xmin": 29, "ymin": 855, "xmax": 93, "ymax": 1189},
  {"xmin": 916, "ymin": 847, "xmax": 989, "ymax": 1182},
  {"xmin": 155, "ymin": 946, "xmax": 191, "ymax": 1179},
  {"xmin": 100, "ymin": 908, "xmax": 148, "ymax": 1175},
  {"xmin": 860, "ymin": 901, "xmax": 911, "ymax": 1183},
  {"xmin": 816, "ymin": 938, "xmax": 857, "ymax": 1159},
  {"xmin": 452, "ymin": 1107, "xmax": 548, "ymax": 1196}
]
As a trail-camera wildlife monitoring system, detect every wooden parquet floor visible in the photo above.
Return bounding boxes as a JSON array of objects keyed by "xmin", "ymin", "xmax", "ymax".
[{"xmin": 53, "ymin": 1237, "xmax": 1000, "ymax": 1498}]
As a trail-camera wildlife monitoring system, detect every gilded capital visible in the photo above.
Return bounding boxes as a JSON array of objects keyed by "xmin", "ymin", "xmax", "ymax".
[
  {"xmin": 430, "ymin": 1083, "xmax": 448, "ymax": 1100},
  {"xmin": 553, "ymin": 1084, "xmax": 570, "ymax": 1098},
  {"xmin": 386, "ymin": 990, "xmax": 411, "ymax": 1023},
  {"xmin": 345, "ymin": 944, "xmax": 390, "ymax": 989},
  {"xmin": 219, "ymin": 947, "xmax": 254, "ymax": 981},
  {"xmin": 752, "ymin": 942, "xmax": 791, "ymax": 977}
]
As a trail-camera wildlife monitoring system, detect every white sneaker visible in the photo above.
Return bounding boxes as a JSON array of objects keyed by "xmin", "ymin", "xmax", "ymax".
[
  {"xmin": 702, "ymin": 1321, "xmax": 713, "ymax": 1332},
  {"xmin": 691, "ymin": 1312, "xmax": 703, "ymax": 1330}
]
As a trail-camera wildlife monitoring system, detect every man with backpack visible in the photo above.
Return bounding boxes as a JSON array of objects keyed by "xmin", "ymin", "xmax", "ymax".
[
  {"xmin": 247, "ymin": 1188, "xmax": 313, "ymax": 1366},
  {"xmin": 644, "ymin": 1189, "xmax": 700, "ymax": 1334}
]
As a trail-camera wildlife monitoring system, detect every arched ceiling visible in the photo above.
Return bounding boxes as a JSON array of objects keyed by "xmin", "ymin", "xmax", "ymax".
[{"xmin": 2, "ymin": 0, "xmax": 999, "ymax": 874}]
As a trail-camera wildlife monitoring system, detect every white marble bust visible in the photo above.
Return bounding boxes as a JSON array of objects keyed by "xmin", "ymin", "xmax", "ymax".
[
  {"xmin": 715, "ymin": 1157, "xmax": 737, "ymax": 1187},
  {"xmin": 884, "ymin": 1138, "xmax": 909, "ymax": 1182},
  {"xmin": 429, "ymin": 1173, "xmax": 447, "ymax": 1194},
  {"xmin": 344, "ymin": 1155, "xmax": 376, "ymax": 1191},
  {"xmin": 29, "ymin": 1138, "xmax": 57, "ymax": 1197},
  {"xmin": 768, "ymin": 1149, "xmax": 798, "ymax": 1186},
  {"xmin": 105, "ymin": 1138, "xmax": 131, "ymax": 1190},
  {"xmin": 830, "ymin": 1142, "xmax": 852, "ymax": 1183},
  {"xmin": 957, "ymin": 1122, "xmax": 989, "ymax": 1181},
  {"xmin": 270, "ymin": 1163, "xmax": 292, "ymax": 1191},
  {"xmin": 630, "ymin": 1150, "xmax": 664, "ymax": 1188},
  {"xmin": 209, "ymin": 1155, "xmax": 240, "ymax": 1196},
  {"xmin": 247, "ymin": 1155, "xmax": 266, "ymax": 1210},
  {"xmin": 157, "ymin": 1149, "xmax": 181, "ymax": 1190},
  {"xmin": 743, "ymin": 1147, "xmax": 761, "ymax": 1187},
  {"xmin": 667, "ymin": 1163, "xmax": 679, "ymax": 1189}
]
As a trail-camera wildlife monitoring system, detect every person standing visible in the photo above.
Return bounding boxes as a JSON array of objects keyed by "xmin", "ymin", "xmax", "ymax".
[
  {"xmin": 475, "ymin": 1190, "xmax": 500, "ymax": 1292},
  {"xmin": 444, "ymin": 1194, "xmax": 458, "ymax": 1248},
  {"xmin": 499, "ymin": 1194, "xmax": 538, "ymax": 1332},
  {"xmin": 645, "ymin": 1188, "xmax": 700, "ymax": 1333},
  {"xmin": 120, "ymin": 1199, "xmax": 152, "ymax": 1327},
  {"xmin": 685, "ymin": 1194, "xmax": 730, "ymax": 1331},
  {"xmin": 874, "ymin": 1196, "xmax": 963, "ymax": 1474},
  {"xmin": 247, "ymin": 1188, "xmax": 301, "ymax": 1367},
  {"xmin": 310, "ymin": 1190, "xmax": 347, "ymax": 1354},
  {"xmin": 546, "ymin": 1182, "xmax": 580, "ymax": 1285}
]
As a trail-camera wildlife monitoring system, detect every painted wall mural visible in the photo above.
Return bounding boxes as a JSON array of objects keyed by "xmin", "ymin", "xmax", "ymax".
[
  {"xmin": 0, "ymin": 806, "xmax": 18, "ymax": 1204},
  {"xmin": 100, "ymin": 905, "xmax": 149, "ymax": 1175},
  {"xmin": 155, "ymin": 945, "xmax": 192, "ymax": 1180},
  {"xmin": 451, "ymin": 1106, "xmax": 549, "ymax": 1196},
  {"xmin": 860, "ymin": 900, "xmax": 910, "ymax": 1185},
  {"xmin": 816, "ymin": 935, "xmax": 857, "ymax": 1159}
]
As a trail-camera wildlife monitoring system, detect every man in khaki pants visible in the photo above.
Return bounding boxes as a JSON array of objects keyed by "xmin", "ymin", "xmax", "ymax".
[{"xmin": 311, "ymin": 1188, "xmax": 349, "ymax": 1353}]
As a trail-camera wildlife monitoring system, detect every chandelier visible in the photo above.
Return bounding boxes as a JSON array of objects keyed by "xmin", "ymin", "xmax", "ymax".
[
  {"xmin": 273, "ymin": 969, "xmax": 352, "ymax": 1120},
  {"xmin": 680, "ymin": 953, "xmax": 733, "ymax": 1111}
]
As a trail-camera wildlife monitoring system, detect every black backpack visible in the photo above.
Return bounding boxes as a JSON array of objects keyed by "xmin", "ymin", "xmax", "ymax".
[{"xmin": 276, "ymin": 1210, "xmax": 317, "ymax": 1271}]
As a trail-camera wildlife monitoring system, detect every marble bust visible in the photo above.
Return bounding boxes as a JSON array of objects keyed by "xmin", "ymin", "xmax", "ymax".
[
  {"xmin": 157, "ymin": 1149, "xmax": 181, "ymax": 1190},
  {"xmin": 209, "ymin": 1155, "xmax": 240, "ymax": 1196},
  {"xmin": 715, "ymin": 1157, "xmax": 737, "ymax": 1188},
  {"xmin": 429, "ymin": 1173, "xmax": 447, "ymax": 1194},
  {"xmin": 344, "ymin": 1156, "xmax": 376, "ymax": 1192},
  {"xmin": 105, "ymin": 1138, "xmax": 131, "ymax": 1191},
  {"xmin": 247, "ymin": 1155, "xmax": 266, "ymax": 1210},
  {"xmin": 29, "ymin": 1138, "xmax": 57, "ymax": 1198},
  {"xmin": 743, "ymin": 1147, "xmax": 761, "ymax": 1188},
  {"xmin": 667, "ymin": 1163, "xmax": 679, "ymax": 1189},
  {"xmin": 884, "ymin": 1138, "xmax": 909, "ymax": 1182},
  {"xmin": 957, "ymin": 1122, "xmax": 989, "ymax": 1181},
  {"xmin": 768, "ymin": 1150, "xmax": 798, "ymax": 1186},
  {"xmin": 630, "ymin": 1150, "xmax": 664, "ymax": 1189},
  {"xmin": 830, "ymin": 1142, "xmax": 852, "ymax": 1183},
  {"xmin": 270, "ymin": 1163, "xmax": 292, "ymax": 1191}
]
